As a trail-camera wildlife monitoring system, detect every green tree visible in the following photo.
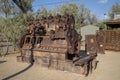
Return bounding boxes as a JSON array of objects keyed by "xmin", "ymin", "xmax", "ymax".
[
  {"xmin": 0, "ymin": 0, "xmax": 34, "ymax": 18},
  {"xmin": 39, "ymin": 7, "xmax": 48, "ymax": 17},
  {"xmin": 96, "ymin": 22, "xmax": 107, "ymax": 30},
  {"xmin": 56, "ymin": 3, "xmax": 90, "ymax": 33},
  {"xmin": 109, "ymin": 2, "xmax": 120, "ymax": 19},
  {"xmin": 12, "ymin": 0, "xmax": 34, "ymax": 14},
  {"xmin": 77, "ymin": 4, "xmax": 98, "ymax": 33},
  {"xmin": 0, "ymin": 17, "xmax": 25, "ymax": 50},
  {"xmin": 56, "ymin": 3, "xmax": 78, "ymax": 15},
  {"xmin": 0, "ymin": 0, "xmax": 34, "ymax": 52},
  {"xmin": 0, "ymin": 0, "xmax": 18, "ymax": 18},
  {"xmin": 77, "ymin": 4, "xmax": 90, "ymax": 24},
  {"xmin": 88, "ymin": 14, "xmax": 98, "ymax": 24},
  {"xmin": 48, "ymin": 9, "xmax": 57, "ymax": 16},
  {"xmin": 51, "ymin": 3, "xmax": 97, "ymax": 33}
]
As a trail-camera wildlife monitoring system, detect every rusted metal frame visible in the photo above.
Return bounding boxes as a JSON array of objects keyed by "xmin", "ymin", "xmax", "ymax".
[
  {"xmin": 65, "ymin": 29, "xmax": 80, "ymax": 54},
  {"xmin": 23, "ymin": 36, "xmax": 40, "ymax": 47},
  {"xmin": 22, "ymin": 40, "xmax": 68, "ymax": 53},
  {"xmin": 82, "ymin": 63, "xmax": 88, "ymax": 76},
  {"xmin": 74, "ymin": 55, "xmax": 97, "ymax": 66},
  {"xmin": 22, "ymin": 48, "xmax": 67, "ymax": 53},
  {"xmin": 73, "ymin": 55, "xmax": 97, "ymax": 76},
  {"xmin": 88, "ymin": 58, "xmax": 96, "ymax": 74},
  {"xmin": 35, "ymin": 44, "xmax": 67, "ymax": 48},
  {"xmin": 75, "ymin": 41, "xmax": 81, "ymax": 54},
  {"xmin": 23, "ymin": 36, "xmax": 31, "ymax": 45},
  {"xmin": 85, "ymin": 35, "xmax": 97, "ymax": 54}
]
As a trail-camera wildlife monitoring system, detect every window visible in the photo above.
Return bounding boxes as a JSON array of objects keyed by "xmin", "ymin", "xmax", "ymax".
[
  {"xmin": 31, "ymin": 37, "xmax": 36, "ymax": 44},
  {"xmin": 25, "ymin": 37, "xmax": 31, "ymax": 44},
  {"xmin": 37, "ymin": 37, "xmax": 43, "ymax": 44}
]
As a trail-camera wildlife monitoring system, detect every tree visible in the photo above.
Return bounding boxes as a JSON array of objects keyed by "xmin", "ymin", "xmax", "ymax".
[
  {"xmin": 96, "ymin": 22, "xmax": 107, "ymax": 30},
  {"xmin": 39, "ymin": 7, "xmax": 48, "ymax": 17},
  {"xmin": 48, "ymin": 9, "xmax": 57, "ymax": 16},
  {"xmin": 77, "ymin": 4, "xmax": 92, "ymax": 25},
  {"xmin": 0, "ymin": 0, "xmax": 34, "ymax": 18},
  {"xmin": 0, "ymin": 17, "xmax": 25, "ymax": 50},
  {"xmin": 0, "ymin": 0, "xmax": 34, "ymax": 52},
  {"xmin": 12, "ymin": 0, "xmax": 34, "ymax": 14},
  {"xmin": 71, "ymin": 3, "xmax": 97, "ymax": 33},
  {"xmin": 52, "ymin": 3, "xmax": 97, "ymax": 33},
  {"xmin": 109, "ymin": 2, "xmax": 120, "ymax": 19},
  {"xmin": 88, "ymin": 14, "xmax": 98, "ymax": 24},
  {"xmin": 55, "ymin": 3, "xmax": 87, "ymax": 33},
  {"xmin": 56, "ymin": 3, "xmax": 78, "ymax": 15},
  {"xmin": 0, "ymin": 0, "xmax": 18, "ymax": 18}
]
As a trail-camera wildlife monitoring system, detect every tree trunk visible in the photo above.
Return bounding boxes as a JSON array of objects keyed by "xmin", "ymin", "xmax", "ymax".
[{"xmin": 12, "ymin": 0, "xmax": 27, "ymax": 14}]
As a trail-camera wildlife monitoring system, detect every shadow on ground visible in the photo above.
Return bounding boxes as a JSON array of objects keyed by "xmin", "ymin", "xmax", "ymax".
[
  {"xmin": 2, "ymin": 63, "xmax": 33, "ymax": 80},
  {"xmin": 0, "ymin": 61, "xmax": 7, "ymax": 64}
]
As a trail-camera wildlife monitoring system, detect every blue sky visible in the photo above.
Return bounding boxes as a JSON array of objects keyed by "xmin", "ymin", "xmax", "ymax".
[{"xmin": 32, "ymin": 0, "xmax": 119, "ymax": 21}]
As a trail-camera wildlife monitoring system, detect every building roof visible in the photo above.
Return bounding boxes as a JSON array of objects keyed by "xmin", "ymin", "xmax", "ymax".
[
  {"xmin": 104, "ymin": 19, "xmax": 120, "ymax": 29},
  {"xmin": 81, "ymin": 24, "xmax": 99, "ymax": 28},
  {"xmin": 104, "ymin": 19, "xmax": 120, "ymax": 25}
]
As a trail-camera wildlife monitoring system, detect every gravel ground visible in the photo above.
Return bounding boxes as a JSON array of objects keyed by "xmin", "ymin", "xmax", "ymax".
[{"xmin": 0, "ymin": 50, "xmax": 120, "ymax": 80}]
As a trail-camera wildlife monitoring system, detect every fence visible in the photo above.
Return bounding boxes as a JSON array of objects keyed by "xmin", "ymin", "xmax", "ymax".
[{"xmin": 97, "ymin": 30, "xmax": 120, "ymax": 51}]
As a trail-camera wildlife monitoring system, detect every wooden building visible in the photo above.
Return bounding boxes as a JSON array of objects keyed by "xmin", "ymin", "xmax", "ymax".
[{"xmin": 104, "ymin": 19, "xmax": 120, "ymax": 30}]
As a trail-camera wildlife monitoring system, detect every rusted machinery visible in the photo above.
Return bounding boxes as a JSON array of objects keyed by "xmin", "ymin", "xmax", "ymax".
[{"xmin": 17, "ymin": 14, "xmax": 97, "ymax": 76}]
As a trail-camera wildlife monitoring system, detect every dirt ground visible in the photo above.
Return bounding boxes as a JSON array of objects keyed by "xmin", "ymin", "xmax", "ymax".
[{"xmin": 0, "ymin": 50, "xmax": 120, "ymax": 80}]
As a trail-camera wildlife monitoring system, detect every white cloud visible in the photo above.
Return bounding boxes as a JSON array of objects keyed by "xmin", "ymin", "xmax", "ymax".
[{"xmin": 98, "ymin": 0, "xmax": 108, "ymax": 4}]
